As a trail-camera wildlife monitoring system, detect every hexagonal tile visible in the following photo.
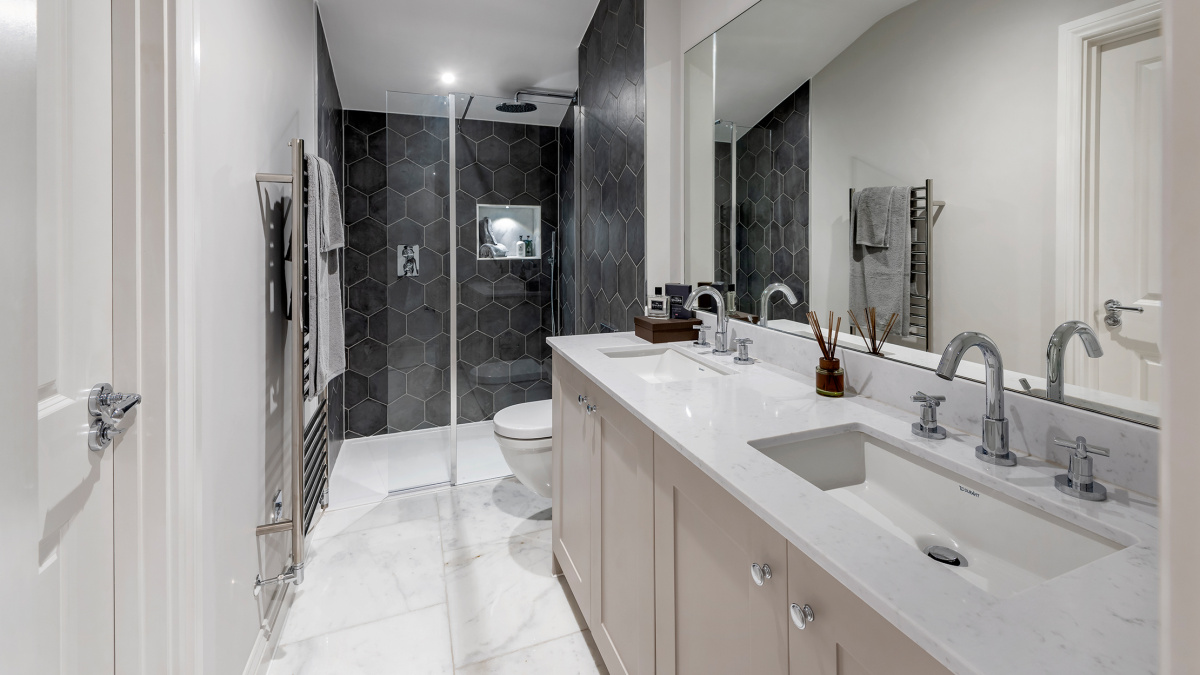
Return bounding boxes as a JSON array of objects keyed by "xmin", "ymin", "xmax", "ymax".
[
  {"xmin": 457, "ymin": 305, "xmax": 478, "ymax": 336},
  {"xmin": 343, "ymin": 371, "xmax": 369, "ymax": 408},
  {"xmin": 425, "ymin": 162, "xmax": 449, "ymax": 196},
  {"xmin": 476, "ymin": 137, "xmax": 510, "ymax": 171},
  {"xmin": 348, "ymin": 219, "xmax": 386, "ymax": 255},
  {"xmin": 344, "ymin": 248, "xmax": 368, "ymax": 287},
  {"xmin": 347, "ymin": 158, "xmax": 386, "ymax": 194},
  {"xmin": 494, "ymin": 383, "xmax": 525, "ymax": 411},
  {"xmin": 367, "ymin": 309, "xmax": 389, "ymax": 344},
  {"xmin": 387, "ymin": 395, "xmax": 425, "ymax": 432},
  {"xmin": 461, "ymin": 331, "xmax": 493, "ymax": 366},
  {"xmin": 510, "ymin": 302, "xmax": 540, "ymax": 334},
  {"xmin": 406, "ymin": 130, "xmax": 442, "ymax": 165},
  {"xmin": 345, "ymin": 309, "xmax": 368, "ymax": 346},
  {"xmin": 347, "ymin": 399, "xmax": 386, "ymax": 436},
  {"xmin": 367, "ymin": 129, "xmax": 387, "ymax": 163},
  {"xmin": 493, "ymin": 277, "xmax": 525, "ymax": 309},
  {"xmin": 388, "ymin": 336, "xmax": 424, "ymax": 370},
  {"xmin": 417, "ymin": 246, "xmax": 443, "ymax": 278},
  {"xmin": 425, "ymin": 390, "xmax": 451, "ymax": 427},
  {"xmin": 773, "ymin": 247, "xmax": 793, "ymax": 278},
  {"xmin": 385, "ymin": 308, "xmax": 407, "ymax": 344},
  {"xmin": 406, "ymin": 364, "xmax": 442, "ymax": 399},
  {"xmin": 510, "ymin": 138, "xmax": 540, "ymax": 172},
  {"xmin": 344, "ymin": 127, "xmax": 367, "ymax": 164},
  {"xmin": 348, "ymin": 279, "xmax": 386, "ymax": 316},
  {"xmin": 459, "ymin": 388, "xmax": 493, "ymax": 423},
  {"xmin": 784, "ymin": 112, "xmax": 807, "ymax": 145},
  {"xmin": 389, "ymin": 279, "xmax": 424, "ymax": 313},
  {"xmin": 526, "ymin": 167, "xmax": 555, "ymax": 201},
  {"xmin": 460, "ymin": 276, "xmax": 492, "ymax": 308},
  {"xmin": 601, "ymin": 254, "xmax": 618, "ymax": 293},
  {"xmin": 407, "ymin": 189, "xmax": 441, "ymax": 224},
  {"xmin": 459, "ymin": 119, "xmax": 493, "ymax": 143},
  {"xmin": 388, "ymin": 159, "xmax": 424, "ymax": 196},
  {"xmin": 478, "ymin": 302, "xmax": 509, "ymax": 337},
  {"xmin": 407, "ymin": 307, "xmax": 442, "ymax": 341},
  {"xmin": 425, "ymin": 334, "xmax": 450, "ymax": 368},
  {"xmin": 496, "ymin": 329, "xmax": 524, "ymax": 362},
  {"xmin": 460, "ymin": 165, "xmax": 492, "ymax": 198},
  {"xmin": 348, "ymin": 338, "xmax": 387, "ymax": 376},
  {"xmin": 494, "ymin": 165, "xmax": 525, "ymax": 199},
  {"xmin": 367, "ymin": 370, "xmax": 389, "ymax": 403},
  {"xmin": 368, "ymin": 249, "xmax": 394, "ymax": 283},
  {"xmin": 424, "ymin": 277, "xmax": 450, "ymax": 311}
]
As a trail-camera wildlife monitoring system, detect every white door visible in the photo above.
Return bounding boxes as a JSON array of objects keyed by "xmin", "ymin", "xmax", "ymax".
[
  {"xmin": 1093, "ymin": 29, "xmax": 1163, "ymax": 403},
  {"xmin": 2, "ymin": 0, "xmax": 118, "ymax": 672}
]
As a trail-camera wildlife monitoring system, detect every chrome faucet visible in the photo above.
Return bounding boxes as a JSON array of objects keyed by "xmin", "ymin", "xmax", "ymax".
[
  {"xmin": 1045, "ymin": 321, "xmax": 1103, "ymax": 402},
  {"xmin": 684, "ymin": 286, "xmax": 730, "ymax": 355},
  {"xmin": 758, "ymin": 282, "xmax": 799, "ymax": 329},
  {"xmin": 936, "ymin": 332, "xmax": 1015, "ymax": 466}
]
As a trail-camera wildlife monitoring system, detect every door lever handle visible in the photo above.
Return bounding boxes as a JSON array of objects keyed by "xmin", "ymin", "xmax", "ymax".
[
  {"xmin": 1103, "ymin": 299, "xmax": 1144, "ymax": 327},
  {"xmin": 88, "ymin": 383, "xmax": 142, "ymax": 451}
]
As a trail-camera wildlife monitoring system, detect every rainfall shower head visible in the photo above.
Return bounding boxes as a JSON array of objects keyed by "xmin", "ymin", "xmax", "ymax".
[{"xmin": 496, "ymin": 100, "xmax": 538, "ymax": 113}]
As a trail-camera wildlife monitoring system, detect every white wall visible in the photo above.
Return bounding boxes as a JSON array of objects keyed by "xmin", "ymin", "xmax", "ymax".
[
  {"xmin": 1161, "ymin": 0, "xmax": 1200, "ymax": 669},
  {"xmin": 179, "ymin": 1, "xmax": 317, "ymax": 672},
  {"xmin": 0, "ymin": 2, "xmax": 51, "ymax": 672},
  {"xmin": 809, "ymin": 0, "xmax": 1123, "ymax": 374}
]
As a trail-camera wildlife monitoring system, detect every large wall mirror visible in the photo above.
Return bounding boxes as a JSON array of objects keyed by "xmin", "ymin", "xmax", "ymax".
[{"xmin": 683, "ymin": 0, "xmax": 1163, "ymax": 426}]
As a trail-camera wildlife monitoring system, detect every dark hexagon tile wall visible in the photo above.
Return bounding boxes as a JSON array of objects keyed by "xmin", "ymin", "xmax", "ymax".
[
  {"xmin": 577, "ymin": 0, "xmax": 646, "ymax": 333},
  {"xmin": 456, "ymin": 120, "xmax": 560, "ymax": 424},
  {"xmin": 342, "ymin": 110, "xmax": 452, "ymax": 437},
  {"xmin": 734, "ymin": 82, "xmax": 810, "ymax": 321}
]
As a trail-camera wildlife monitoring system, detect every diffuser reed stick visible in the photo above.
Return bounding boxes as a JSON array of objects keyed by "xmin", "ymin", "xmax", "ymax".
[{"xmin": 847, "ymin": 308, "xmax": 898, "ymax": 355}]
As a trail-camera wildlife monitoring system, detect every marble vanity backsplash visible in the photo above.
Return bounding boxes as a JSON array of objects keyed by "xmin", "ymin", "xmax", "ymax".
[{"xmin": 697, "ymin": 312, "xmax": 1160, "ymax": 498}]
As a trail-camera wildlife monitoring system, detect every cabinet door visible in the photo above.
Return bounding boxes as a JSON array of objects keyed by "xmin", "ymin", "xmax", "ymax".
[
  {"xmin": 590, "ymin": 389, "xmax": 655, "ymax": 674},
  {"xmin": 552, "ymin": 357, "xmax": 593, "ymax": 619},
  {"xmin": 787, "ymin": 543, "xmax": 951, "ymax": 675},
  {"xmin": 654, "ymin": 438, "xmax": 789, "ymax": 675}
]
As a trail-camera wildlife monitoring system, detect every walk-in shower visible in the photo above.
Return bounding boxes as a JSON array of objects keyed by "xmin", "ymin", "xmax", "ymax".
[{"xmin": 335, "ymin": 90, "xmax": 578, "ymax": 494}]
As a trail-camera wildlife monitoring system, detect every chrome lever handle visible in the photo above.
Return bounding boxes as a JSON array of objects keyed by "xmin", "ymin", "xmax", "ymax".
[
  {"xmin": 1054, "ymin": 436, "xmax": 1110, "ymax": 457},
  {"xmin": 1104, "ymin": 299, "xmax": 1144, "ymax": 327},
  {"xmin": 88, "ymin": 383, "xmax": 142, "ymax": 452}
]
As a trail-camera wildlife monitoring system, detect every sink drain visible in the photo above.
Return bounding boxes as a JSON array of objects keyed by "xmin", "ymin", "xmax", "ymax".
[{"xmin": 924, "ymin": 545, "xmax": 966, "ymax": 567}]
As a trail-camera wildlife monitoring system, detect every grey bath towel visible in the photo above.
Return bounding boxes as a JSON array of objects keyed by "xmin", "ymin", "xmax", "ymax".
[
  {"xmin": 306, "ymin": 154, "xmax": 346, "ymax": 395},
  {"xmin": 850, "ymin": 185, "xmax": 911, "ymax": 339},
  {"xmin": 852, "ymin": 186, "xmax": 898, "ymax": 247}
]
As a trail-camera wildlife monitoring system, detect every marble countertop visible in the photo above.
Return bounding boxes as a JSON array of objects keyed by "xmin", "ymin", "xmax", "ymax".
[{"xmin": 548, "ymin": 332, "xmax": 1158, "ymax": 675}]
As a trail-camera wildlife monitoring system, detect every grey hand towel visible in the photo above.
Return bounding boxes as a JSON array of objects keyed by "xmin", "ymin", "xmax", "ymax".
[
  {"xmin": 306, "ymin": 154, "xmax": 347, "ymax": 395},
  {"xmin": 853, "ymin": 186, "xmax": 900, "ymax": 247},
  {"xmin": 850, "ymin": 185, "xmax": 911, "ymax": 338}
]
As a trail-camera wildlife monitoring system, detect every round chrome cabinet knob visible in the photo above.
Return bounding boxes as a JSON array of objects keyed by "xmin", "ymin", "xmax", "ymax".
[
  {"xmin": 790, "ymin": 603, "xmax": 815, "ymax": 630},
  {"xmin": 750, "ymin": 562, "xmax": 772, "ymax": 586}
]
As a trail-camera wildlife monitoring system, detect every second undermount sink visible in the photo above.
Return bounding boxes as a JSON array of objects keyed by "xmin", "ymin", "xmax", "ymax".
[
  {"xmin": 600, "ymin": 345, "xmax": 734, "ymax": 384},
  {"xmin": 750, "ymin": 430, "xmax": 1128, "ymax": 598}
]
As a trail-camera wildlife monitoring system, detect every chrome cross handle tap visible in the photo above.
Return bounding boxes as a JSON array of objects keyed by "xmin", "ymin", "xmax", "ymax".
[
  {"xmin": 910, "ymin": 391, "xmax": 947, "ymax": 440},
  {"xmin": 1053, "ymin": 436, "xmax": 1109, "ymax": 501},
  {"xmin": 733, "ymin": 338, "xmax": 754, "ymax": 364}
]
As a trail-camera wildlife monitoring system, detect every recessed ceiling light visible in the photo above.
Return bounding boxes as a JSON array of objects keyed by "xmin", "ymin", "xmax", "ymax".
[{"xmin": 440, "ymin": 72, "xmax": 456, "ymax": 84}]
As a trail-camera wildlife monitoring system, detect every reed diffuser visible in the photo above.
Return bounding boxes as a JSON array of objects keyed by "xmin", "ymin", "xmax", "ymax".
[
  {"xmin": 807, "ymin": 311, "xmax": 844, "ymax": 397},
  {"xmin": 847, "ymin": 308, "xmax": 898, "ymax": 355}
]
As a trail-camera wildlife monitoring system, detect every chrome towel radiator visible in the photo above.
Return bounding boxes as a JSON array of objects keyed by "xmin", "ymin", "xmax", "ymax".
[{"xmin": 252, "ymin": 138, "xmax": 330, "ymax": 595}]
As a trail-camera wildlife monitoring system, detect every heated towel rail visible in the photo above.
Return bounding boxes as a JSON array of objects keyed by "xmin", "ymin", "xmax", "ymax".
[
  {"xmin": 849, "ymin": 180, "xmax": 944, "ymax": 352},
  {"xmin": 252, "ymin": 138, "xmax": 330, "ymax": 595}
]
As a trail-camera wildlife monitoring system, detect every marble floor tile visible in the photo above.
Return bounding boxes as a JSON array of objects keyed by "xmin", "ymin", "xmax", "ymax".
[
  {"xmin": 436, "ymin": 477, "xmax": 552, "ymax": 553},
  {"xmin": 268, "ymin": 604, "xmax": 453, "ymax": 675},
  {"xmin": 444, "ymin": 528, "xmax": 586, "ymax": 668},
  {"xmin": 311, "ymin": 491, "xmax": 439, "ymax": 542},
  {"xmin": 455, "ymin": 631, "xmax": 608, "ymax": 675},
  {"xmin": 281, "ymin": 516, "xmax": 445, "ymax": 645}
]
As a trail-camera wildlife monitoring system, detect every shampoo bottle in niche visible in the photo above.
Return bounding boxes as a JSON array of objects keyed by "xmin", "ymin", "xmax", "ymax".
[{"xmin": 647, "ymin": 287, "xmax": 668, "ymax": 317}]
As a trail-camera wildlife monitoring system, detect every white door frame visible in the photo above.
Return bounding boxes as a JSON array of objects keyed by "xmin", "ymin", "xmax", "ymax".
[
  {"xmin": 111, "ymin": 0, "xmax": 197, "ymax": 672},
  {"xmin": 1055, "ymin": 0, "xmax": 1163, "ymax": 387}
]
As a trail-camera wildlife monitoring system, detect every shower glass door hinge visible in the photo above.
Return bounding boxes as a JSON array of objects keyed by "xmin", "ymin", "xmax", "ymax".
[{"xmin": 253, "ymin": 562, "xmax": 305, "ymax": 596}]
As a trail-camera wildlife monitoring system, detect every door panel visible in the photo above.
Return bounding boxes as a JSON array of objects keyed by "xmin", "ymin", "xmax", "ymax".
[
  {"xmin": 592, "ymin": 390, "xmax": 654, "ymax": 674},
  {"xmin": 31, "ymin": 0, "xmax": 116, "ymax": 671},
  {"xmin": 788, "ymin": 543, "xmax": 950, "ymax": 675},
  {"xmin": 552, "ymin": 359, "xmax": 593, "ymax": 618},
  {"xmin": 1094, "ymin": 30, "xmax": 1163, "ymax": 401},
  {"xmin": 655, "ymin": 438, "xmax": 788, "ymax": 675}
]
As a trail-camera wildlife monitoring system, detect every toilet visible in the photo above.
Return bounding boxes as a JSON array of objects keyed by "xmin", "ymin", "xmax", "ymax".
[{"xmin": 493, "ymin": 399, "xmax": 553, "ymax": 498}]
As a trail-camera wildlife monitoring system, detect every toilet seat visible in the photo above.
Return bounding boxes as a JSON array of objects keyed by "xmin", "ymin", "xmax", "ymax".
[{"xmin": 494, "ymin": 399, "xmax": 552, "ymax": 440}]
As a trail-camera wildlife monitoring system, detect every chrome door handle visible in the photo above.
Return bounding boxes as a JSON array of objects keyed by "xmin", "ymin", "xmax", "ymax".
[
  {"xmin": 1104, "ymin": 299, "xmax": 1144, "ymax": 327},
  {"xmin": 586, "ymin": 403, "xmax": 597, "ymax": 415},
  {"xmin": 790, "ymin": 603, "xmax": 815, "ymax": 630},
  {"xmin": 577, "ymin": 394, "xmax": 587, "ymax": 405},
  {"xmin": 88, "ymin": 383, "xmax": 142, "ymax": 451},
  {"xmin": 750, "ymin": 562, "xmax": 772, "ymax": 586}
]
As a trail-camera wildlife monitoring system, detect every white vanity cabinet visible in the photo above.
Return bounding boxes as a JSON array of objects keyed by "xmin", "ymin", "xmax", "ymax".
[
  {"xmin": 552, "ymin": 356, "xmax": 656, "ymax": 675},
  {"xmin": 553, "ymin": 355, "xmax": 952, "ymax": 675}
]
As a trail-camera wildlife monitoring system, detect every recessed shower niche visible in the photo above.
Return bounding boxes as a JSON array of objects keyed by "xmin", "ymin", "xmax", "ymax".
[{"xmin": 477, "ymin": 204, "xmax": 541, "ymax": 260}]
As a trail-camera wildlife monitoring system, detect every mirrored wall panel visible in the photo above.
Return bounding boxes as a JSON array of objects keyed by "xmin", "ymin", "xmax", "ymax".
[{"xmin": 684, "ymin": 0, "xmax": 1163, "ymax": 425}]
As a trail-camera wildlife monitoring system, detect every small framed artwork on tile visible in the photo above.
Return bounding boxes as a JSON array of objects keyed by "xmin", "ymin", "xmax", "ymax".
[{"xmin": 398, "ymin": 245, "xmax": 419, "ymax": 278}]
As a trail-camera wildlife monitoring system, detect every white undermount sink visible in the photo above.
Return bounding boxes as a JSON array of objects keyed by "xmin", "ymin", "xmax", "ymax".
[
  {"xmin": 750, "ymin": 430, "xmax": 1127, "ymax": 598},
  {"xmin": 600, "ymin": 345, "xmax": 733, "ymax": 384}
]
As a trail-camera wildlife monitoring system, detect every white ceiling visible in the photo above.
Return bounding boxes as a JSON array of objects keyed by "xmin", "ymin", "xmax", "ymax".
[
  {"xmin": 318, "ymin": 0, "xmax": 598, "ymax": 115},
  {"xmin": 710, "ymin": 0, "xmax": 916, "ymax": 127}
]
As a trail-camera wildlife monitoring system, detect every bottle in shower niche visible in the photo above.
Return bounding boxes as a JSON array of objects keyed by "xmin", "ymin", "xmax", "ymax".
[{"xmin": 647, "ymin": 287, "xmax": 668, "ymax": 317}]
